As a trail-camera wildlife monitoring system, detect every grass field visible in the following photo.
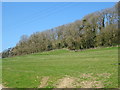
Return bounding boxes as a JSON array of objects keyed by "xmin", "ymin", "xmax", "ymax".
[{"xmin": 2, "ymin": 47, "xmax": 118, "ymax": 88}]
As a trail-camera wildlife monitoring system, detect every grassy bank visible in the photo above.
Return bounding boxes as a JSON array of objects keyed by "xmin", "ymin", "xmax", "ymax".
[{"xmin": 2, "ymin": 47, "xmax": 118, "ymax": 88}]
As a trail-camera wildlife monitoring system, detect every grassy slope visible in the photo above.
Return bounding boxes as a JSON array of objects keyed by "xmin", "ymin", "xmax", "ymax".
[{"xmin": 2, "ymin": 47, "xmax": 118, "ymax": 88}]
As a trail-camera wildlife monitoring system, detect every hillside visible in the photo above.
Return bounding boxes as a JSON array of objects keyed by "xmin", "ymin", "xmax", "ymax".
[
  {"xmin": 2, "ymin": 47, "xmax": 118, "ymax": 88},
  {"xmin": 2, "ymin": 2, "xmax": 119, "ymax": 58}
]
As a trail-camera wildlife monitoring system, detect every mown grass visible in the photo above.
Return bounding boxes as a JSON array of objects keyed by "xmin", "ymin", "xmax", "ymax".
[{"xmin": 2, "ymin": 47, "xmax": 118, "ymax": 88}]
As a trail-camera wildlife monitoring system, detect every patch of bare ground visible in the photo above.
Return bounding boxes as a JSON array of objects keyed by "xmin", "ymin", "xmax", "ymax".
[
  {"xmin": 0, "ymin": 84, "xmax": 2, "ymax": 89},
  {"xmin": 80, "ymin": 80, "xmax": 104, "ymax": 88},
  {"xmin": 97, "ymin": 73, "xmax": 111, "ymax": 78},
  {"xmin": 55, "ymin": 76, "xmax": 76, "ymax": 88},
  {"xmin": 0, "ymin": 84, "xmax": 7, "ymax": 89},
  {"xmin": 77, "ymin": 73, "xmax": 104, "ymax": 88},
  {"xmin": 55, "ymin": 74, "xmax": 105, "ymax": 88},
  {"xmin": 80, "ymin": 73, "xmax": 93, "ymax": 79},
  {"xmin": 38, "ymin": 76, "xmax": 49, "ymax": 88}
]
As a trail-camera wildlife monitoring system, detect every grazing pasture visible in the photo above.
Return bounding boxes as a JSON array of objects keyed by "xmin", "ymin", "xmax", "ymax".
[{"xmin": 2, "ymin": 47, "xmax": 118, "ymax": 88}]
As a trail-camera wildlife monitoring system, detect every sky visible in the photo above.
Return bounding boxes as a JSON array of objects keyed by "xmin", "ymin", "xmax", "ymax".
[{"xmin": 2, "ymin": 2, "xmax": 116, "ymax": 52}]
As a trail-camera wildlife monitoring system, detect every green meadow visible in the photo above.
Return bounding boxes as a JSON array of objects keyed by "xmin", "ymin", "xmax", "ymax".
[{"xmin": 2, "ymin": 47, "xmax": 118, "ymax": 88}]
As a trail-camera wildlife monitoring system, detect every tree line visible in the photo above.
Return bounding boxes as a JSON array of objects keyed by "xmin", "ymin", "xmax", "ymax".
[{"xmin": 2, "ymin": 2, "xmax": 120, "ymax": 58}]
